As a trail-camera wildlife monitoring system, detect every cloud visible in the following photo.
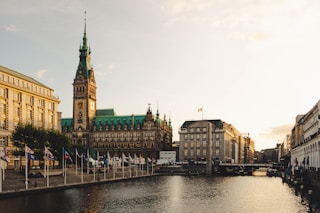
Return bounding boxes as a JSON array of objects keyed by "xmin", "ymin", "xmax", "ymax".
[
  {"xmin": 36, "ymin": 69, "xmax": 48, "ymax": 79},
  {"xmin": 4, "ymin": 24, "xmax": 17, "ymax": 32},
  {"xmin": 260, "ymin": 123, "xmax": 293, "ymax": 141},
  {"xmin": 95, "ymin": 63, "xmax": 116, "ymax": 76}
]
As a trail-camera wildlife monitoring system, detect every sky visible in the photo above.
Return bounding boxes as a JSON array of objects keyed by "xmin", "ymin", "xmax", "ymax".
[{"xmin": 1, "ymin": 0, "xmax": 320, "ymax": 151}]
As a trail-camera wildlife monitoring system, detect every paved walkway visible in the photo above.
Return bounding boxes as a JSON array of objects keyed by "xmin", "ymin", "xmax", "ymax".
[{"xmin": 0, "ymin": 165, "xmax": 154, "ymax": 195}]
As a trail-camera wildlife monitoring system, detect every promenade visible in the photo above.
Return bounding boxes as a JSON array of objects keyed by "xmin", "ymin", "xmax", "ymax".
[{"xmin": 0, "ymin": 166, "xmax": 154, "ymax": 198}]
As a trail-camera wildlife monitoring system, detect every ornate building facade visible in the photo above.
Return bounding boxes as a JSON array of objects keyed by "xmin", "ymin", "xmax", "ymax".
[
  {"xmin": 0, "ymin": 65, "xmax": 61, "ymax": 169},
  {"xmin": 61, "ymin": 20, "xmax": 172, "ymax": 159},
  {"xmin": 179, "ymin": 119, "xmax": 254, "ymax": 165}
]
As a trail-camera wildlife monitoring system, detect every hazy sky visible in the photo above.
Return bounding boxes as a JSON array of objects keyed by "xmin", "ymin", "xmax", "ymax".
[{"xmin": 2, "ymin": 0, "xmax": 320, "ymax": 151}]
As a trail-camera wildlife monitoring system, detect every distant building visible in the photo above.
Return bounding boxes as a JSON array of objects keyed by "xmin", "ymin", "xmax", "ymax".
[
  {"xmin": 0, "ymin": 65, "xmax": 60, "ymax": 169},
  {"xmin": 61, "ymin": 19, "xmax": 172, "ymax": 159},
  {"xmin": 159, "ymin": 151, "xmax": 176, "ymax": 164},
  {"xmin": 178, "ymin": 119, "xmax": 249, "ymax": 164}
]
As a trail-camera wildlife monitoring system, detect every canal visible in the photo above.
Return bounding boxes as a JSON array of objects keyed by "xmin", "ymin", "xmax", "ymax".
[{"xmin": 0, "ymin": 176, "xmax": 310, "ymax": 213}]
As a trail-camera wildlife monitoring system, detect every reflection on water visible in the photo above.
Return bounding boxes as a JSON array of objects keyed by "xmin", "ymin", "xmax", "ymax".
[{"xmin": 1, "ymin": 176, "xmax": 309, "ymax": 213}]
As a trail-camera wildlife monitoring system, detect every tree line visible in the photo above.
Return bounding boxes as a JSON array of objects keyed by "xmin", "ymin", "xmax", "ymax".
[{"xmin": 11, "ymin": 124, "xmax": 85, "ymax": 163}]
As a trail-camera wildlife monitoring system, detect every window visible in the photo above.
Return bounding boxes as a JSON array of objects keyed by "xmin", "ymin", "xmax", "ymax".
[
  {"xmin": 39, "ymin": 112, "xmax": 44, "ymax": 122},
  {"xmin": 39, "ymin": 99, "xmax": 45, "ymax": 108},
  {"xmin": 203, "ymin": 127, "xmax": 206, "ymax": 131},
  {"xmin": 196, "ymin": 128, "xmax": 200, "ymax": 132},
  {"xmin": 14, "ymin": 92, "xmax": 22, "ymax": 102},
  {"xmin": 196, "ymin": 149, "xmax": 200, "ymax": 156},
  {"xmin": 203, "ymin": 149, "xmax": 206, "ymax": 156},
  {"xmin": 202, "ymin": 141, "xmax": 206, "ymax": 148},
  {"xmin": 0, "ymin": 120, "xmax": 6, "ymax": 130},
  {"xmin": 0, "ymin": 103, "xmax": 6, "ymax": 114},
  {"xmin": 0, "ymin": 136, "xmax": 7, "ymax": 146},
  {"xmin": 184, "ymin": 149, "xmax": 188, "ymax": 157},
  {"xmin": 15, "ymin": 107, "xmax": 20, "ymax": 117},
  {"xmin": 203, "ymin": 134, "xmax": 206, "ymax": 139},
  {"xmin": 184, "ymin": 134, "xmax": 188, "ymax": 140},
  {"xmin": 215, "ymin": 134, "xmax": 219, "ymax": 139}
]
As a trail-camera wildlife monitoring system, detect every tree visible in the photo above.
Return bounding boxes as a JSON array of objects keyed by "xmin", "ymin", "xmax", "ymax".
[
  {"xmin": 12, "ymin": 124, "xmax": 47, "ymax": 159},
  {"xmin": 11, "ymin": 124, "xmax": 72, "ymax": 164},
  {"xmin": 47, "ymin": 130, "xmax": 71, "ymax": 165}
]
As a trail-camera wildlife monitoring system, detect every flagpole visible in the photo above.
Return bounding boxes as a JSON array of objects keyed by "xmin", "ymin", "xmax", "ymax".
[
  {"xmin": 64, "ymin": 155, "xmax": 67, "ymax": 185},
  {"xmin": 62, "ymin": 147, "xmax": 64, "ymax": 177},
  {"xmin": 113, "ymin": 156, "xmax": 115, "ymax": 179},
  {"xmin": 129, "ymin": 154, "xmax": 132, "ymax": 178},
  {"xmin": 147, "ymin": 157, "xmax": 149, "ymax": 175},
  {"xmin": 107, "ymin": 152, "xmax": 110, "ymax": 176},
  {"xmin": 87, "ymin": 149, "xmax": 89, "ymax": 175},
  {"xmin": 64, "ymin": 148, "xmax": 66, "ymax": 185},
  {"xmin": 122, "ymin": 153, "xmax": 124, "ymax": 178},
  {"xmin": 25, "ymin": 144, "xmax": 28, "ymax": 190},
  {"xmin": 75, "ymin": 149, "xmax": 78, "ymax": 176},
  {"xmin": 81, "ymin": 153, "xmax": 83, "ymax": 183},
  {"xmin": 0, "ymin": 161, "xmax": 2, "ymax": 192},
  {"xmin": 104, "ymin": 156, "xmax": 106, "ymax": 180},
  {"xmin": 44, "ymin": 147, "xmax": 46, "ymax": 178},
  {"xmin": 152, "ymin": 158, "xmax": 154, "ymax": 175},
  {"xmin": 47, "ymin": 153, "xmax": 50, "ymax": 187}
]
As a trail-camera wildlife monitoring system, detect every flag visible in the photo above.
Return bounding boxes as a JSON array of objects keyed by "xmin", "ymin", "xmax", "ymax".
[
  {"xmin": 0, "ymin": 147, "xmax": 10, "ymax": 163},
  {"xmin": 129, "ymin": 154, "xmax": 133, "ymax": 163},
  {"xmin": 64, "ymin": 149, "xmax": 73, "ymax": 162},
  {"xmin": 45, "ymin": 147, "xmax": 54, "ymax": 160},
  {"xmin": 76, "ymin": 148, "xmax": 81, "ymax": 158},
  {"xmin": 28, "ymin": 153, "xmax": 37, "ymax": 160},
  {"xmin": 198, "ymin": 107, "xmax": 203, "ymax": 112},
  {"xmin": 25, "ymin": 146, "xmax": 34, "ymax": 154},
  {"xmin": 147, "ymin": 157, "xmax": 152, "ymax": 163}
]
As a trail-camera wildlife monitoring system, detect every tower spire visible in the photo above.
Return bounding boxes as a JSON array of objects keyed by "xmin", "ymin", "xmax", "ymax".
[{"xmin": 82, "ymin": 11, "xmax": 88, "ymax": 50}]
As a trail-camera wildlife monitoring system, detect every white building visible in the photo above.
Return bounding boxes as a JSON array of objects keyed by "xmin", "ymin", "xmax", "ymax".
[
  {"xmin": 0, "ymin": 65, "xmax": 60, "ymax": 169},
  {"xmin": 291, "ymin": 100, "xmax": 320, "ymax": 170}
]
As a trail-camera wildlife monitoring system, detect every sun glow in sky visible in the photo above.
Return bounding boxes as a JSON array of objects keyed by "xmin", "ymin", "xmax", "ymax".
[{"xmin": 2, "ymin": 0, "xmax": 320, "ymax": 151}]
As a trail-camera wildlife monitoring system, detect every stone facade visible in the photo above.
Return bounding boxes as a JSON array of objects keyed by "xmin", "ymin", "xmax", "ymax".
[
  {"xmin": 61, "ymin": 20, "xmax": 172, "ymax": 159},
  {"xmin": 0, "ymin": 65, "xmax": 60, "ymax": 169},
  {"xmin": 178, "ymin": 119, "xmax": 252, "ymax": 164},
  {"xmin": 291, "ymin": 100, "xmax": 320, "ymax": 170}
]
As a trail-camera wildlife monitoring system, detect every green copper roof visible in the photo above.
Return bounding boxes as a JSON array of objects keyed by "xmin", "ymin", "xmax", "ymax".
[
  {"xmin": 0, "ymin": 65, "xmax": 52, "ymax": 89},
  {"xmin": 96, "ymin": 109, "xmax": 116, "ymax": 117},
  {"xmin": 61, "ymin": 118, "xmax": 73, "ymax": 127},
  {"xmin": 94, "ymin": 114, "xmax": 145, "ymax": 126}
]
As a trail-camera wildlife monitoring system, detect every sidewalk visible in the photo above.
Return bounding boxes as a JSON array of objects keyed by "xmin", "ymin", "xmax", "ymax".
[{"xmin": 0, "ymin": 166, "xmax": 154, "ymax": 197}]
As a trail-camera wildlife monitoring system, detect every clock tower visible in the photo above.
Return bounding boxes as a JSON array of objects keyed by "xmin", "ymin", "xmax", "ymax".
[{"xmin": 72, "ymin": 13, "xmax": 96, "ymax": 146}]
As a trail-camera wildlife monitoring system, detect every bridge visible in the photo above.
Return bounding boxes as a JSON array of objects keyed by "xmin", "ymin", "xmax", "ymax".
[{"xmin": 218, "ymin": 163, "xmax": 272, "ymax": 168}]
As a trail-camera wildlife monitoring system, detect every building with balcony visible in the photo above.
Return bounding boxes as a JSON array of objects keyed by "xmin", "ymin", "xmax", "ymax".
[{"xmin": 0, "ymin": 65, "xmax": 60, "ymax": 169}]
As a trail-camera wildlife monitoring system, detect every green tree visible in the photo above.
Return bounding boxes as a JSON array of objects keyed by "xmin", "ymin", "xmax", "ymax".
[
  {"xmin": 47, "ymin": 130, "xmax": 71, "ymax": 165},
  {"xmin": 11, "ymin": 124, "xmax": 72, "ymax": 164},
  {"xmin": 12, "ymin": 124, "xmax": 46, "ymax": 158}
]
